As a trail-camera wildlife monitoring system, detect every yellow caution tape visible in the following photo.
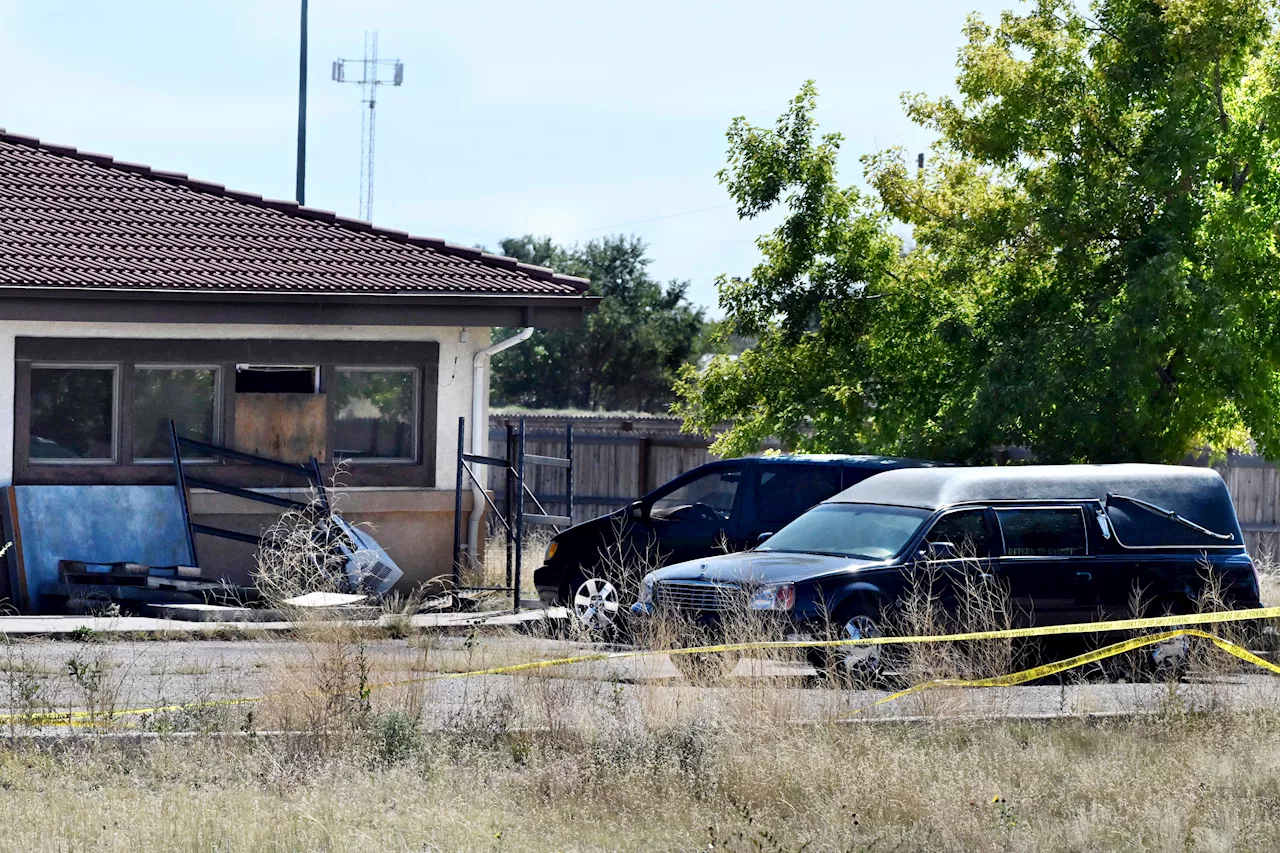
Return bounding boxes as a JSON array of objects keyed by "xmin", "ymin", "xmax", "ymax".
[
  {"xmin": 11, "ymin": 605, "xmax": 1280, "ymax": 729},
  {"xmin": 845, "ymin": 627, "xmax": 1280, "ymax": 715},
  {"xmin": 648, "ymin": 604, "xmax": 1280, "ymax": 657}
]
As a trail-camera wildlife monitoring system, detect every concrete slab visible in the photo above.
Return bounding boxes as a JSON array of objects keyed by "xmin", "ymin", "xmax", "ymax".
[
  {"xmin": 0, "ymin": 605, "xmax": 571, "ymax": 635},
  {"xmin": 146, "ymin": 603, "xmax": 268, "ymax": 623}
]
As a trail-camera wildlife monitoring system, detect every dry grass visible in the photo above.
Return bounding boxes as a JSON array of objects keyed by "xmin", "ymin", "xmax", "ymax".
[
  {"xmin": 0, "ymin": 515, "xmax": 1275, "ymax": 849},
  {"xmin": 0, "ymin": 606, "xmax": 1277, "ymax": 850},
  {"xmin": 0, "ymin": 712, "xmax": 1279, "ymax": 851}
]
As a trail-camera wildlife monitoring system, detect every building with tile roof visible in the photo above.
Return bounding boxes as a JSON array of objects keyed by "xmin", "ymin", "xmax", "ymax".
[{"xmin": 0, "ymin": 131, "xmax": 597, "ymax": 606}]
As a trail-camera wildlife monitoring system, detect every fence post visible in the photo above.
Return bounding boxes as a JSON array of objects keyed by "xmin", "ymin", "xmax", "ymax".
[
  {"xmin": 505, "ymin": 421, "xmax": 514, "ymax": 591},
  {"xmin": 565, "ymin": 422, "xmax": 574, "ymax": 525},
  {"xmin": 452, "ymin": 416, "xmax": 465, "ymax": 591},
  {"xmin": 513, "ymin": 418, "xmax": 526, "ymax": 612},
  {"xmin": 637, "ymin": 435, "xmax": 652, "ymax": 497}
]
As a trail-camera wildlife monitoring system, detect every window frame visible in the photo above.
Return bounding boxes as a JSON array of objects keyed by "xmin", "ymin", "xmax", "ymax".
[
  {"xmin": 750, "ymin": 463, "xmax": 845, "ymax": 527},
  {"xmin": 922, "ymin": 506, "xmax": 994, "ymax": 560},
  {"xmin": 234, "ymin": 364, "xmax": 321, "ymax": 394},
  {"xmin": 131, "ymin": 363, "xmax": 223, "ymax": 464},
  {"xmin": 14, "ymin": 338, "xmax": 440, "ymax": 489},
  {"xmin": 331, "ymin": 365, "xmax": 421, "ymax": 465},
  {"xmin": 27, "ymin": 362, "xmax": 120, "ymax": 465},
  {"xmin": 994, "ymin": 504, "xmax": 1091, "ymax": 559},
  {"xmin": 646, "ymin": 462, "xmax": 747, "ymax": 519}
]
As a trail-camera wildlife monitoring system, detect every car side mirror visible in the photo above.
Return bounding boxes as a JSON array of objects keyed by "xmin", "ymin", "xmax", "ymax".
[
  {"xmin": 922, "ymin": 540, "xmax": 960, "ymax": 561},
  {"xmin": 628, "ymin": 500, "xmax": 648, "ymax": 521},
  {"xmin": 756, "ymin": 532, "xmax": 774, "ymax": 547}
]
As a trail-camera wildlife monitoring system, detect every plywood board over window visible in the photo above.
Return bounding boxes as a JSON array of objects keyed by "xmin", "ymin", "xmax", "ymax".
[{"xmin": 233, "ymin": 393, "xmax": 327, "ymax": 463}]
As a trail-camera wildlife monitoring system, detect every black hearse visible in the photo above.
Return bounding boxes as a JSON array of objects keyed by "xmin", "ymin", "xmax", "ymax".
[
  {"xmin": 534, "ymin": 455, "xmax": 936, "ymax": 628},
  {"xmin": 631, "ymin": 464, "xmax": 1262, "ymax": 677}
]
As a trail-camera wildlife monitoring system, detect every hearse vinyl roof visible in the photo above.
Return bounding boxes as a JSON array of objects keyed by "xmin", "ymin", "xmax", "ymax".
[
  {"xmin": 750, "ymin": 454, "xmax": 939, "ymax": 467},
  {"xmin": 829, "ymin": 464, "xmax": 1243, "ymax": 546},
  {"xmin": 830, "ymin": 463, "xmax": 1229, "ymax": 509}
]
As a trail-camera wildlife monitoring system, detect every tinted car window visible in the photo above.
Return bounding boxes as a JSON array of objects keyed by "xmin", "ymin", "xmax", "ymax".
[
  {"xmin": 753, "ymin": 465, "xmax": 844, "ymax": 525},
  {"xmin": 759, "ymin": 503, "xmax": 931, "ymax": 560},
  {"xmin": 926, "ymin": 509, "xmax": 991, "ymax": 558},
  {"xmin": 651, "ymin": 466, "xmax": 743, "ymax": 519},
  {"xmin": 996, "ymin": 508, "xmax": 1087, "ymax": 557}
]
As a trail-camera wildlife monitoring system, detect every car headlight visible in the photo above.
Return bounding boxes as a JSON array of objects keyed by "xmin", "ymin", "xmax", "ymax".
[
  {"xmin": 544, "ymin": 540, "xmax": 558, "ymax": 562},
  {"xmin": 637, "ymin": 575, "xmax": 656, "ymax": 605},
  {"xmin": 749, "ymin": 583, "xmax": 796, "ymax": 611}
]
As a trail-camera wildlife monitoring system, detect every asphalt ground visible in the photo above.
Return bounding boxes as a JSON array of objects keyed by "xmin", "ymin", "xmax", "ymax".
[{"xmin": 0, "ymin": 634, "xmax": 1275, "ymax": 731}]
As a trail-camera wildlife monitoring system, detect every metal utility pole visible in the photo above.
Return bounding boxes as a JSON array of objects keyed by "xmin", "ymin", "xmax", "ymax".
[
  {"xmin": 295, "ymin": 0, "xmax": 308, "ymax": 205},
  {"xmin": 332, "ymin": 33, "xmax": 404, "ymax": 222}
]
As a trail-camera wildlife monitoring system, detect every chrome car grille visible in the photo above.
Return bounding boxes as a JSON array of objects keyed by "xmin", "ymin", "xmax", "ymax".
[{"xmin": 654, "ymin": 580, "xmax": 744, "ymax": 613}]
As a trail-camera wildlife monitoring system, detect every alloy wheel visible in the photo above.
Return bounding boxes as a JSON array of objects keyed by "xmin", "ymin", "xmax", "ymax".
[
  {"xmin": 573, "ymin": 577, "xmax": 620, "ymax": 630},
  {"xmin": 838, "ymin": 614, "xmax": 885, "ymax": 674}
]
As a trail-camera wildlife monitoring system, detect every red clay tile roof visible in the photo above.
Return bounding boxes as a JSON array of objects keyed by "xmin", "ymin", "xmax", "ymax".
[{"xmin": 0, "ymin": 130, "xmax": 591, "ymax": 297}]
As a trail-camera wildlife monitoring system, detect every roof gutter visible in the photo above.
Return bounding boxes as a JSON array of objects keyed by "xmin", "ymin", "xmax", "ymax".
[{"xmin": 467, "ymin": 328, "xmax": 534, "ymax": 566}]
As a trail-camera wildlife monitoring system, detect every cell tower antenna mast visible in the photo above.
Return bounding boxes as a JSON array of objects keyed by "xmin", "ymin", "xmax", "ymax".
[{"xmin": 331, "ymin": 32, "xmax": 404, "ymax": 222}]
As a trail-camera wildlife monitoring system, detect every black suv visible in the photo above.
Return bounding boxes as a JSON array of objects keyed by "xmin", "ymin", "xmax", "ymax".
[
  {"xmin": 632, "ymin": 464, "xmax": 1263, "ymax": 678},
  {"xmin": 534, "ymin": 454, "xmax": 934, "ymax": 627}
]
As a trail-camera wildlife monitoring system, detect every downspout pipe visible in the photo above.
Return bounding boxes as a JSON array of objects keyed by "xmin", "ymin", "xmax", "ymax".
[{"xmin": 467, "ymin": 327, "xmax": 534, "ymax": 565}]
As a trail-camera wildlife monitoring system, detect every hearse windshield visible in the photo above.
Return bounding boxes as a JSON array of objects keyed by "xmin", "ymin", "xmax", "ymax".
[{"xmin": 759, "ymin": 503, "xmax": 931, "ymax": 560}]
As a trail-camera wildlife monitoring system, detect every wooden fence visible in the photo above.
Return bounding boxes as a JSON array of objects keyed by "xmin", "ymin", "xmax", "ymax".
[
  {"xmin": 487, "ymin": 412, "xmax": 1280, "ymax": 560},
  {"xmin": 488, "ymin": 412, "xmax": 721, "ymax": 525},
  {"xmin": 1212, "ymin": 455, "xmax": 1280, "ymax": 560}
]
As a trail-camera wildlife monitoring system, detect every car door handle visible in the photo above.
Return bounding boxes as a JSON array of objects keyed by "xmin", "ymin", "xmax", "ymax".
[{"xmin": 1075, "ymin": 571, "xmax": 1093, "ymax": 583}]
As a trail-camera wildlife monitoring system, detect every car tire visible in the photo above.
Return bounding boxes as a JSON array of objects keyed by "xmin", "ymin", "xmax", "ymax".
[
  {"xmin": 807, "ymin": 603, "xmax": 905, "ymax": 687},
  {"xmin": 566, "ymin": 572, "xmax": 623, "ymax": 635},
  {"xmin": 1107, "ymin": 596, "xmax": 1194, "ymax": 683}
]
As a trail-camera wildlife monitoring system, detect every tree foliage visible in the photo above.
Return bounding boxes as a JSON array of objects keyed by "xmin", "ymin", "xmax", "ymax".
[
  {"xmin": 491, "ymin": 235, "xmax": 707, "ymax": 412},
  {"xmin": 678, "ymin": 0, "xmax": 1280, "ymax": 463}
]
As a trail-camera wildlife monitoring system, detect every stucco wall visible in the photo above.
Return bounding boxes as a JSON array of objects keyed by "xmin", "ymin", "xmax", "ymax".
[{"xmin": 0, "ymin": 320, "xmax": 495, "ymax": 591}]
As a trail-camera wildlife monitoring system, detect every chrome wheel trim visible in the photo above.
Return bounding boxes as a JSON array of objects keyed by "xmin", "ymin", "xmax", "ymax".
[
  {"xmin": 838, "ymin": 614, "xmax": 883, "ymax": 672},
  {"xmin": 572, "ymin": 577, "xmax": 620, "ymax": 630},
  {"xmin": 1151, "ymin": 630, "xmax": 1191, "ymax": 670}
]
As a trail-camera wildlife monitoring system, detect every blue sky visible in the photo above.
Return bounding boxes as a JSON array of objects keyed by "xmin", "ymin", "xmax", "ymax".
[{"xmin": 0, "ymin": 0, "xmax": 1014, "ymax": 313}]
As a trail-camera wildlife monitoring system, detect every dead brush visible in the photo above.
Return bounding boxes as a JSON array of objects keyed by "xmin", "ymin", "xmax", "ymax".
[
  {"xmin": 252, "ymin": 482, "xmax": 430, "ymax": 753},
  {"xmin": 252, "ymin": 504, "xmax": 350, "ymax": 610},
  {"xmin": 877, "ymin": 560, "xmax": 1017, "ymax": 719},
  {"xmin": 380, "ymin": 587, "xmax": 430, "ymax": 639},
  {"xmin": 803, "ymin": 547, "xmax": 1016, "ymax": 700}
]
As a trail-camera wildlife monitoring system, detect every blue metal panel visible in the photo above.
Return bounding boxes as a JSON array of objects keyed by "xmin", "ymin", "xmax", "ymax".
[{"xmin": 14, "ymin": 486, "xmax": 190, "ymax": 613}]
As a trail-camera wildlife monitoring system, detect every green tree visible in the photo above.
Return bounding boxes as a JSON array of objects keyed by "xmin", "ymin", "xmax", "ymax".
[
  {"xmin": 492, "ymin": 235, "xmax": 707, "ymax": 412},
  {"xmin": 678, "ymin": 0, "xmax": 1280, "ymax": 463}
]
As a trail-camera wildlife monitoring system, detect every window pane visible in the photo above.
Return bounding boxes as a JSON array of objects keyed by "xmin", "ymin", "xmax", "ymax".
[
  {"xmin": 926, "ymin": 509, "xmax": 991, "ymax": 558},
  {"xmin": 30, "ymin": 367, "xmax": 115, "ymax": 461},
  {"xmin": 753, "ymin": 465, "xmax": 843, "ymax": 525},
  {"xmin": 997, "ymin": 508, "xmax": 1087, "ymax": 557},
  {"xmin": 760, "ymin": 503, "xmax": 930, "ymax": 560},
  {"xmin": 333, "ymin": 369, "xmax": 416, "ymax": 460},
  {"xmin": 133, "ymin": 368, "xmax": 217, "ymax": 460},
  {"xmin": 651, "ymin": 467, "xmax": 744, "ymax": 518}
]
